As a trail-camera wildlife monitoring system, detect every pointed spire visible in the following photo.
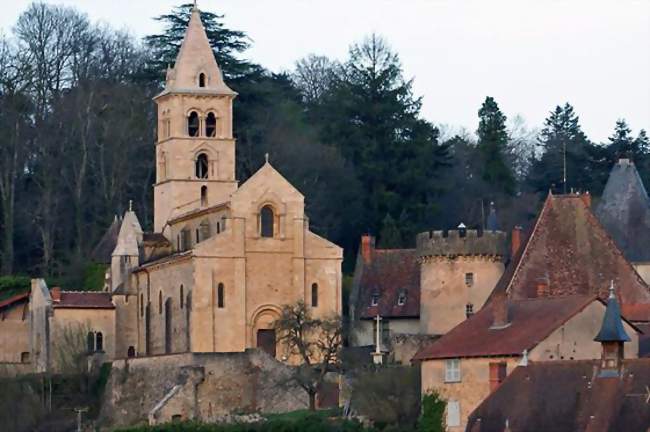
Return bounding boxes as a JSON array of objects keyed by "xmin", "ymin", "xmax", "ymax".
[
  {"xmin": 163, "ymin": 4, "xmax": 235, "ymax": 95},
  {"xmin": 594, "ymin": 281, "xmax": 631, "ymax": 343}
]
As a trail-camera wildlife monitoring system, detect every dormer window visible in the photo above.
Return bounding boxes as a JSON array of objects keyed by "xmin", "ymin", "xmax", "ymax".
[
  {"xmin": 371, "ymin": 292, "xmax": 379, "ymax": 306},
  {"xmin": 397, "ymin": 290, "xmax": 407, "ymax": 306},
  {"xmin": 199, "ymin": 73, "xmax": 206, "ymax": 87}
]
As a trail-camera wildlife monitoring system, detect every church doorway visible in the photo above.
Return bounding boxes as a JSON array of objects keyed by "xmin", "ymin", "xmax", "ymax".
[{"xmin": 256, "ymin": 329, "xmax": 276, "ymax": 358}]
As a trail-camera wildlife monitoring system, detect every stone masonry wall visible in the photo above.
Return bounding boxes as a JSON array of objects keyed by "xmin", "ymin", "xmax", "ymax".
[{"xmin": 100, "ymin": 349, "xmax": 308, "ymax": 429}]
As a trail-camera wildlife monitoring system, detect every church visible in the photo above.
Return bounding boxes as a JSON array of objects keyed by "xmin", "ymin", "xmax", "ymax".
[{"xmin": 107, "ymin": 5, "xmax": 343, "ymax": 360}]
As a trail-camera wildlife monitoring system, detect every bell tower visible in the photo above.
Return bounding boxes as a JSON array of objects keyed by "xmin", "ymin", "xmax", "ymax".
[{"xmin": 153, "ymin": 5, "xmax": 238, "ymax": 233}]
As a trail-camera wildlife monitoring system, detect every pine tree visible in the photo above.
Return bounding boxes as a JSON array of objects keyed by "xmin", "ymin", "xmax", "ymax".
[
  {"xmin": 608, "ymin": 119, "xmax": 635, "ymax": 159},
  {"xmin": 379, "ymin": 214, "xmax": 403, "ymax": 248},
  {"xmin": 477, "ymin": 96, "xmax": 515, "ymax": 195}
]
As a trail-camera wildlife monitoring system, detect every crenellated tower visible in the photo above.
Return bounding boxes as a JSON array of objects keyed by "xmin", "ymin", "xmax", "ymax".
[
  {"xmin": 153, "ymin": 6, "xmax": 238, "ymax": 233},
  {"xmin": 417, "ymin": 226, "xmax": 507, "ymax": 334}
]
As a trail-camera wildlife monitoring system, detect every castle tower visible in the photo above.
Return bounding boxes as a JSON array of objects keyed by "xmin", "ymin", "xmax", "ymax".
[
  {"xmin": 417, "ymin": 225, "xmax": 507, "ymax": 335},
  {"xmin": 153, "ymin": 5, "xmax": 238, "ymax": 232}
]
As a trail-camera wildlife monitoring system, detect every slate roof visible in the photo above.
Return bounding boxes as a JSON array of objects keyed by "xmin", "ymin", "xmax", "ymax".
[
  {"xmin": 53, "ymin": 291, "xmax": 114, "ymax": 309},
  {"xmin": 91, "ymin": 216, "xmax": 121, "ymax": 264},
  {"xmin": 595, "ymin": 159, "xmax": 650, "ymax": 263},
  {"xmin": 467, "ymin": 359, "xmax": 650, "ymax": 432},
  {"xmin": 491, "ymin": 193, "xmax": 650, "ymax": 322},
  {"xmin": 357, "ymin": 249, "xmax": 420, "ymax": 319},
  {"xmin": 595, "ymin": 287, "xmax": 631, "ymax": 343},
  {"xmin": 413, "ymin": 295, "xmax": 600, "ymax": 360}
]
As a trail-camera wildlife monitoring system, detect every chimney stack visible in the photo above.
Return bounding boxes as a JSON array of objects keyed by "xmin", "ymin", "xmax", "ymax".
[
  {"xmin": 361, "ymin": 234, "xmax": 375, "ymax": 264},
  {"xmin": 536, "ymin": 278, "xmax": 549, "ymax": 297},
  {"xmin": 50, "ymin": 287, "xmax": 61, "ymax": 302},
  {"xmin": 511, "ymin": 226, "xmax": 522, "ymax": 257},
  {"xmin": 490, "ymin": 290, "xmax": 511, "ymax": 329}
]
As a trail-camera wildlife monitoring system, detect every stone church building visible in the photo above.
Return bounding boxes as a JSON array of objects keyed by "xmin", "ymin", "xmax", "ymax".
[{"xmin": 108, "ymin": 6, "xmax": 343, "ymax": 361}]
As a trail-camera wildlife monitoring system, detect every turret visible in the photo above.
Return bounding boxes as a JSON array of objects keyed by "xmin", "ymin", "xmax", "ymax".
[
  {"xmin": 418, "ymin": 220, "xmax": 508, "ymax": 335},
  {"xmin": 110, "ymin": 203, "xmax": 143, "ymax": 293},
  {"xmin": 594, "ymin": 282, "xmax": 630, "ymax": 377}
]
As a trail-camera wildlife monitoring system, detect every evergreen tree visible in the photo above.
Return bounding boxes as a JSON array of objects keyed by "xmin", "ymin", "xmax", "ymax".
[
  {"xmin": 379, "ymin": 214, "xmax": 403, "ymax": 248},
  {"xmin": 311, "ymin": 34, "xmax": 450, "ymax": 241},
  {"xmin": 527, "ymin": 103, "xmax": 600, "ymax": 194},
  {"xmin": 477, "ymin": 96, "xmax": 515, "ymax": 195},
  {"xmin": 143, "ymin": 3, "xmax": 256, "ymax": 83}
]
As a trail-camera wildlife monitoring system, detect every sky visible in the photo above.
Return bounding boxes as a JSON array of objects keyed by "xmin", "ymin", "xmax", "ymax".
[{"xmin": 1, "ymin": 0, "xmax": 649, "ymax": 142}]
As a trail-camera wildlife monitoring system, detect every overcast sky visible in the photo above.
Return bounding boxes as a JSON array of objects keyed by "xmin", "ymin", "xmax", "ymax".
[{"xmin": 2, "ymin": 0, "xmax": 649, "ymax": 142}]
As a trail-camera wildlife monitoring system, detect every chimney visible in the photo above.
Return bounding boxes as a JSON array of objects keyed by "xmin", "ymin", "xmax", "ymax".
[
  {"xmin": 536, "ymin": 278, "xmax": 549, "ymax": 297},
  {"xmin": 50, "ymin": 287, "xmax": 61, "ymax": 302},
  {"xmin": 361, "ymin": 234, "xmax": 375, "ymax": 264},
  {"xmin": 511, "ymin": 226, "xmax": 522, "ymax": 257},
  {"xmin": 580, "ymin": 191, "xmax": 591, "ymax": 208},
  {"xmin": 490, "ymin": 290, "xmax": 510, "ymax": 329}
]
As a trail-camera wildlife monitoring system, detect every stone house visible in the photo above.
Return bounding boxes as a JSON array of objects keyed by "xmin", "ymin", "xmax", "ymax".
[
  {"xmin": 466, "ymin": 289, "xmax": 650, "ymax": 432},
  {"xmin": 104, "ymin": 6, "xmax": 342, "ymax": 362},
  {"xmin": 0, "ymin": 292, "xmax": 30, "ymax": 368},
  {"xmin": 413, "ymin": 293, "xmax": 640, "ymax": 431},
  {"xmin": 29, "ymin": 279, "xmax": 116, "ymax": 373}
]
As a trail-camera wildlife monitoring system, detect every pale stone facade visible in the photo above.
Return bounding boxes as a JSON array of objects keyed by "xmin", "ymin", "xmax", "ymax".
[
  {"xmin": 0, "ymin": 295, "xmax": 30, "ymax": 365},
  {"xmin": 109, "ymin": 7, "xmax": 342, "ymax": 361},
  {"xmin": 419, "ymin": 299, "xmax": 639, "ymax": 431}
]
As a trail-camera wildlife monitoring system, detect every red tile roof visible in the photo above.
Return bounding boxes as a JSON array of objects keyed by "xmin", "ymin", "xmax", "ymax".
[
  {"xmin": 0, "ymin": 292, "xmax": 29, "ymax": 310},
  {"xmin": 357, "ymin": 249, "xmax": 420, "ymax": 319},
  {"xmin": 413, "ymin": 295, "xmax": 601, "ymax": 360},
  {"xmin": 53, "ymin": 291, "xmax": 114, "ymax": 309},
  {"xmin": 493, "ymin": 193, "xmax": 650, "ymax": 321},
  {"xmin": 467, "ymin": 359, "xmax": 650, "ymax": 432}
]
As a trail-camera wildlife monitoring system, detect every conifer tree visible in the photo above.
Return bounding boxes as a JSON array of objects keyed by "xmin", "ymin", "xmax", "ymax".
[
  {"xmin": 477, "ymin": 96, "xmax": 515, "ymax": 195},
  {"xmin": 379, "ymin": 214, "xmax": 403, "ymax": 248}
]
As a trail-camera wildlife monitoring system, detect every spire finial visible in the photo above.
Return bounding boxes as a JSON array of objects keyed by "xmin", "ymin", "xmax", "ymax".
[
  {"xmin": 129, "ymin": 200, "xmax": 133, "ymax": 212},
  {"xmin": 265, "ymin": 153, "xmax": 269, "ymax": 164},
  {"xmin": 609, "ymin": 280, "xmax": 615, "ymax": 299}
]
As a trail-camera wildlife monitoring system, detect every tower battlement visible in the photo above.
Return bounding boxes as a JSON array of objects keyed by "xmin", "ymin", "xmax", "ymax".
[{"xmin": 416, "ymin": 229, "xmax": 507, "ymax": 258}]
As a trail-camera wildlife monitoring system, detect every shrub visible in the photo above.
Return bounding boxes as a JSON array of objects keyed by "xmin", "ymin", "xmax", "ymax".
[{"xmin": 418, "ymin": 391, "xmax": 445, "ymax": 432}]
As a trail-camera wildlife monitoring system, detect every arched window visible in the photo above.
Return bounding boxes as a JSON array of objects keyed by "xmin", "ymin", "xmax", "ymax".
[
  {"xmin": 260, "ymin": 205, "xmax": 274, "ymax": 238},
  {"xmin": 199, "ymin": 73, "xmax": 206, "ymax": 87},
  {"xmin": 311, "ymin": 283, "xmax": 318, "ymax": 307},
  {"xmin": 96, "ymin": 332, "xmax": 103, "ymax": 352},
  {"xmin": 205, "ymin": 112, "xmax": 217, "ymax": 137},
  {"xmin": 187, "ymin": 111, "xmax": 199, "ymax": 137},
  {"xmin": 217, "ymin": 283, "xmax": 225, "ymax": 308},
  {"xmin": 201, "ymin": 185, "xmax": 208, "ymax": 206},
  {"xmin": 127, "ymin": 346, "xmax": 135, "ymax": 358},
  {"xmin": 140, "ymin": 293, "xmax": 144, "ymax": 316},
  {"xmin": 196, "ymin": 153, "xmax": 208, "ymax": 179},
  {"xmin": 159, "ymin": 291, "xmax": 163, "ymax": 314},
  {"xmin": 180, "ymin": 285, "xmax": 184, "ymax": 309},
  {"xmin": 87, "ymin": 332, "xmax": 95, "ymax": 353},
  {"xmin": 465, "ymin": 303, "xmax": 474, "ymax": 318}
]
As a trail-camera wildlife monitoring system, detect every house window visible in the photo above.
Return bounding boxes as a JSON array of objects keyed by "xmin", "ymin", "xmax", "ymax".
[
  {"xmin": 96, "ymin": 332, "xmax": 103, "ymax": 352},
  {"xmin": 198, "ymin": 73, "xmax": 206, "ymax": 88},
  {"xmin": 196, "ymin": 153, "xmax": 209, "ymax": 179},
  {"xmin": 217, "ymin": 283, "xmax": 225, "ymax": 308},
  {"xmin": 311, "ymin": 283, "xmax": 318, "ymax": 307},
  {"xmin": 20, "ymin": 352, "xmax": 30, "ymax": 363},
  {"xmin": 187, "ymin": 111, "xmax": 199, "ymax": 137},
  {"xmin": 465, "ymin": 303, "xmax": 474, "ymax": 318},
  {"xmin": 397, "ymin": 290, "xmax": 407, "ymax": 306},
  {"xmin": 465, "ymin": 273, "xmax": 474, "ymax": 287},
  {"xmin": 446, "ymin": 400, "xmax": 461, "ymax": 427},
  {"xmin": 205, "ymin": 112, "xmax": 216, "ymax": 137},
  {"xmin": 260, "ymin": 205, "xmax": 274, "ymax": 238},
  {"xmin": 489, "ymin": 362, "xmax": 508, "ymax": 391},
  {"xmin": 445, "ymin": 358, "xmax": 461, "ymax": 383},
  {"xmin": 371, "ymin": 292, "xmax": 379, "ymax": 306}
]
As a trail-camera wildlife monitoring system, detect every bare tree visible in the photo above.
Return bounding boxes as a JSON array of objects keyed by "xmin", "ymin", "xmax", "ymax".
[
  {"xmin": 292, "ymin": 54, "xmax": 338, "ymax": 105},
  {"xmin": 274, "ymin": 301, "xmax": 342, "ymax": 411}
]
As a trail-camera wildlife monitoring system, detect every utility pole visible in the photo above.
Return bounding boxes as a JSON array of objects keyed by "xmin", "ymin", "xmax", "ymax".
[
  {"xmin": 74, "ymin": 407, "xmax": 88, "ymax": 432},
  {"xmin": 563, "ymin": 139, "xmax": 567, "ymax": 194}
]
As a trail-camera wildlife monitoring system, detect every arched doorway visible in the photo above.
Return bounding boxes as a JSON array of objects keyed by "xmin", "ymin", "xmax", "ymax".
[{"xmin": 251, "ymin": 307, "xmax": 281, "ymax": 358}]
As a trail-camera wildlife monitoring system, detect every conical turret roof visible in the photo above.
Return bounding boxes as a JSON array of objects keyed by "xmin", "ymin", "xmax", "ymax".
[
  {"xmin": 595, "ymin": 158, "xmax": 650, "ymax": 263},
  {"xmin": 594, "ymin": 283, "xmax": 631, "ymax": 342},
  {"xmin": 162, "ymin": 5, "xmax": 235, "ymax": 96}
]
